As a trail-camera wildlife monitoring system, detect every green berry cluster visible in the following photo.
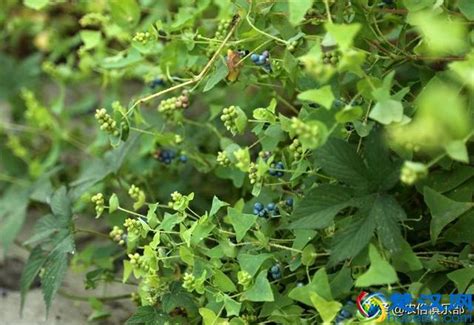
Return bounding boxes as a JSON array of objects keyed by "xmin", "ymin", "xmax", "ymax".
[
  {"xmin": 167, "ymin": 191, "xmax": 194, "ymax": 212},
  {"xmin": 216, "ymin": 151, "xmax": 231, "ymax": 166},
  {"xmin": 248, "ymin": 162, "xmax": 259, "ymax": 185},
  {"xmin": 287, "ymin": 40, "xmax": 298, "ymax": 52},
  {"xmin": 158, "ymin": 90, "xmax": 190, "ymax": 118},
  {"xmin": 124, "ymin": 218, "xmax": 141, "ymax": 234},
  {"xmin": 133, "ymin": 31, "xmax": 153, "ymax": 45},
  {"xmin": 128, "ymin": 184, "xmax": 146, "ymax": 210},
  {"xmin": 323, "ymin": 224, "xmax": 336, "ymax": 238},
  {"xmin": 21, "ymin": 89, "xmax": 53, "ymax": 129},
  {"xmin": 400, "ymin": 161, "xmax": 428, "ymax": 185},
  {"xmin": 109, "ymin": 226, "xmax": 125, "ymax": 245},
  {"xmin": 221, "ymin": 105, "xmax": 239, "ymax": 134},
  {"xmin": 95, "ymin": 108, "xmax": 119, "ymax": 136},
  {"xmin": 237, "ymin": 270, "xmax": 252, "ymax": 290},
  {"xmin": 289, "ymin": 138, "xmax": 304, "ymax": 160},
  {"xmin": 91, "ymin": 193, "xmax": 105, "ymax": 216},
  {"xmin": 182, "ymin": 272, "xmax": 205, "ymax": 294},
  {"xmin": 205, "ymin": 18, "xmax": 232, "ymax": 56},
  {"xmin": 241, "ymin": 314, "xmax": 257, "ymax": 324},
  {"xmin": 291, "ymin": 117, "xmax": 323, "ymax": 148},
  {"xmin": 128, "ymin": 184, "xmax": 145, "ymax": 202},
  {"xmin": 438, "ymin": 256, "xmax": 462, "ymax": 269},
  {"xmin": 128, "ymin": 253, "xmax": 151, "ymax": 272},
  {"xmin": 322, "ymin": 50, "xmax": 341, "ymax": 66}
]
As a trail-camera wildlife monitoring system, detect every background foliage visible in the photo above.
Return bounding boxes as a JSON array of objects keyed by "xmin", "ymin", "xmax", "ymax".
[{"xmin": 0, "ymin": 0, "xmax": 473, "ymax": 323}]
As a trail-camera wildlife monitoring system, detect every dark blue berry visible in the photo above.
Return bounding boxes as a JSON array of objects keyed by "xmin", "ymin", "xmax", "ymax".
[
  {"xmin": 262, "ymin": 50, "xmax": 269, "ymax": 58},
  {"xmin": 276, "ymin": 161, "xmax": 284, "ymax": 169},
  {"xmin": 253, "ymin": 208, "xmax": 260, "ymax": 215},
  {"xmin": 150, "ymin": 78, "xmax": 164, "ymax": 89},
  {"xmin": 267, "ymin": 203, "xmax": 275, "ymax": 211},
  {"xmin": 254, "ymin": 202, "xmax": 264, "ymax": 211},
  {"xmin": 258, "ymin": 210, "xmax": 267, "ymax": 218},
  {"xmin": 250, "ymin": 53, "xmax": 259, "ymax": 62},
  {"xmin": 271, "ymin": 271, "xmax": 281, "ymax": 280},
  {"xmin": 164, "ymin": 158, "xmax": 172, "ymax": 164},
  {"xmin": 257, "ymin": 55, "xmax": 266, "ymax": 65},
  {"xmin": 340, "ymin": 309, "xmax": 351, "ymax": 318},
  {"xmin": 272, "ymin": 207, "xmax": 280, "ymax": 216},
  {"xmin": 286, "ymin": 198, "xmax": 293, "ymax": 207},
  {"xmin": 179, "ymin": 155, "xmax": 187, "ymax": 163}
]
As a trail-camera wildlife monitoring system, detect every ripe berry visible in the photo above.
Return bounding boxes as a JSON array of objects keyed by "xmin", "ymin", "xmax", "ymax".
[
  {"xmin": 179, "ymin": 155, "xmax": 188, "ymax": 163},
  {"xmin": 267, "ymin": 202, "xmax": 275, "ymax": 211},
  {"xmin": 250, "ymin": 53, "xmax": 259, "ymax": 62},
  {"xmin": 262, "ymin": 50, "xmax": 269, "ymax": 58},
  {"xmin": 285, "ymin": 198, "xmax": 293, "ymax": 207},
  {"xmin": 254, "ymin": 202, "xmax": 264, "ymax": 211}
]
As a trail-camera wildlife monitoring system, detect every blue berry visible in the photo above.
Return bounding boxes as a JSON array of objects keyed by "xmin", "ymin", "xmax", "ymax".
[
  {"xmin": 271, "ymin": 271, "xmax": 281, "ymax": 280},
  {"xmin": 340, "ymin": 309, "xmax": 351, "ymax": 318},
  {"xmin": 286, "ymin": 198, "xmax": 293, "ymax": 207},
  {"xmin": 164, "ymin": 158, "xmax": 172, "ymax": 164},
  {"xmin": 254, "ymin": 202, "xmax": 264, "ymax": 211},
  {"xmin": 272, "ymin": 207, "xmax": 280, "ymax": 216},
  {"xmin": 262, "ymin": 50, "xmax": 269, "ymax": 58},
  {"xmin": 258, "ymin": 210, "xmax": 267, "ymax": 218},
  {"xmin": 150, "ymin": 78, "xmax": 164, "ymax": 89},
  {"xmin": 253, "ymin": 208, "xmax": 260, "ymax": 215},
  {"xmin": 179, "ymin": 155, "xmax": 188, "ymax": 163},
  {"xmin": 270, "ymin": 264, "xmax": 280, "ymax": 274},
  {"xmin": 267, "ymin": 203, "xmax": 275, "ymax": 211},
  {"xmin": 257, "ymin": 55, "xmax": 266, "ymax": 65},
  {"xmin": 276, "ymin": 161, "xmax": 284, "ymax": 169},
  {"xmin": 250, "ymin": 53, "xmax": 259, "ymax": 62}
]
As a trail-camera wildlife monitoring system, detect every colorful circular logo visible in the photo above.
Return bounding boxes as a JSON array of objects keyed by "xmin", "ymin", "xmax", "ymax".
[{"xmin": 356, "ymin": 291, "xmax": 388, "ymax": 322}]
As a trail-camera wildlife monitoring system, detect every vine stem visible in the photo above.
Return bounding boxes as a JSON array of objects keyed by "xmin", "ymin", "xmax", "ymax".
[
  {"xmin": 128, "ymin": 14, "xmax": 241, "ymax": 113},
  {"xmin": 246, "ymin": 1, "xmax": 288, "ymax": 45},
  {"xmin": 58, "ymin": 289, "xmax": 131, "ymax": 302}
]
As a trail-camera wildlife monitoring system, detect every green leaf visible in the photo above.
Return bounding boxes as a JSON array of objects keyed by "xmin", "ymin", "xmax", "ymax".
[
  {"xmin": 80, "ymin": 30, "xmax": 102, "ymax": 50},
  {"xmin": 289, "ymin": 268, "xmax": 332, "ymax": 306},
  {"xmin": 324, "ymin": 23, "xmax": 361, "ymax": 50},
  {"xmin": 297, "ymin": 86, "xmax": 335, "ymax": 109},
  {"xmin": 227, "ymin": 207, "xmax": 257, "ymax": 242},
  {"xmin": 392, "ymin": 239, "xmax": 423, "ymax": 273},
  {"xmin": 315, "ymin": 138, "xmax": 370, "ymax": 189},
  {"xmin": 238, "ymin": 253, "xmax": 272, "ymax": 277},
  {"xmin": 126, "ymin": 306, "xmax": 170, "ymax": 324},
  {"xmin": 459, "ymin": 0, "xmax": 474, "ymax": 20},
  {"xmin": 199, "ymin": 308, "xmax": 223, "ymax": 325},
  {"xmin": 23, "ymin": 0, "xmax": 49, "ymax": 10},
  {"xmin": 0, "ymin": 186, "xmax": 29, "ymax": 250},
  {"xmin": 213, "ymin": 270, "xmax": 237, "ymax": 292},
  {"xmin": 242, "ymin": 271, "xmax": 274, "ymax": 302},
  {"xmin": 355, "ymin": 244, "xmax": 399, "ymax": 287},
  {"xmin": 224, "ymin": 296, "xmax": 241, "ymax": 317},
  {"xmin": 288, "ymin": 184, "xmax": 354, "ymax": 229},
  {"xmin": 288, "ymin": 0, "xmax": 314, "ymax": 26},
  {"xmin": 424, "ymin": 187, "xmax": 472, "ymax": 243},
  {"xmin": 335, "ymin": 105, "xmax": 363, "ymax": 123},
  {"xmin": 203, "ymin": 59, "xmax": 228, "ymax": 92},
  {"xmin": 41, "ymin": 249, "xmax": 69, "ymax": 314},
  {"xmin": 444, "ymin": 140, "xmax": 469, "ymax": 163},
  {"xmin": 309, "ymin": 292, "xmax": 342, "ymax": 323},
  {"xmin": 447, "ymin": 268, "xmax": 474, "ymax": 293},
  {"xmin": 20, "ymin": 246, "xmax": 47, "ymax": 314},
  {"xmin": 209, "ymin": 196, "xmax": 228, "ymax": 217},
  {"xmin": 301, "ymin": 244, "xmax": 317, "ymax": 266},
  {"xmin": 403, "ymin": 0, "xmax": 435, "ymax": 11},
  {"xmin": 369, "ymin": 99, "xmax": 404, "ymax": 125},
  {"xmin": 109, "ymin": 0, "xmax": 140, "ymax": 29},
  {"xmin": 108, "ymin": 193, "xmax": 119, "ymax": 213},
  {"xmin": 50, "ymin": 186, "xmax": 72, "ymax": 221}
]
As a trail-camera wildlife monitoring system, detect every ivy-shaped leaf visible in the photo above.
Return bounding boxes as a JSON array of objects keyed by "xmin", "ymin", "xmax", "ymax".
[{"xmin": 242, "ymin": 271, "xmax": 274, "ymax": 302}]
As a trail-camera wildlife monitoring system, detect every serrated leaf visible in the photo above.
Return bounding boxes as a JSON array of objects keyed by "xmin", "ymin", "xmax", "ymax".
[
  {"xmin": 242, "ymin": 271, "xmax": 274, "ymax": 302},
  {"xmin": 227, "ymin": 207, "xmax": 257, "ymax": 242},
  {"xmin": 288, "ymin": 184, "xmax": 354, "ymax": 229},
  {"xmin": 41, "ymin": 250, "xmax": 68, "ymax": 314},
  {"xmin": 126, "ymin": 306, "xmax": 170, "ymax": 324},
  {"xmin": 355, "ymin": 244, "xmax": 398, "ymax": 287},
  {"xmin": 50, "ymin": 186, "xmax": 71, "ymax": 222},
  {"xmin": 20, "ymin": 246, "xmax": 47, "ymax": 314},
  {"xmin": 288, "ymin": 0, "xmax": 314, "ymax": 25},
  {"xmin": 315, "ymin": 138, "xmax": 370, "ymax": 189},
  {"xmin": 424, "ymin": 187, "xmax": 472, "ymax": 243},
  {"xmin": 297, "ymin": 86, "xmax": 334, "ymax": 109}
]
